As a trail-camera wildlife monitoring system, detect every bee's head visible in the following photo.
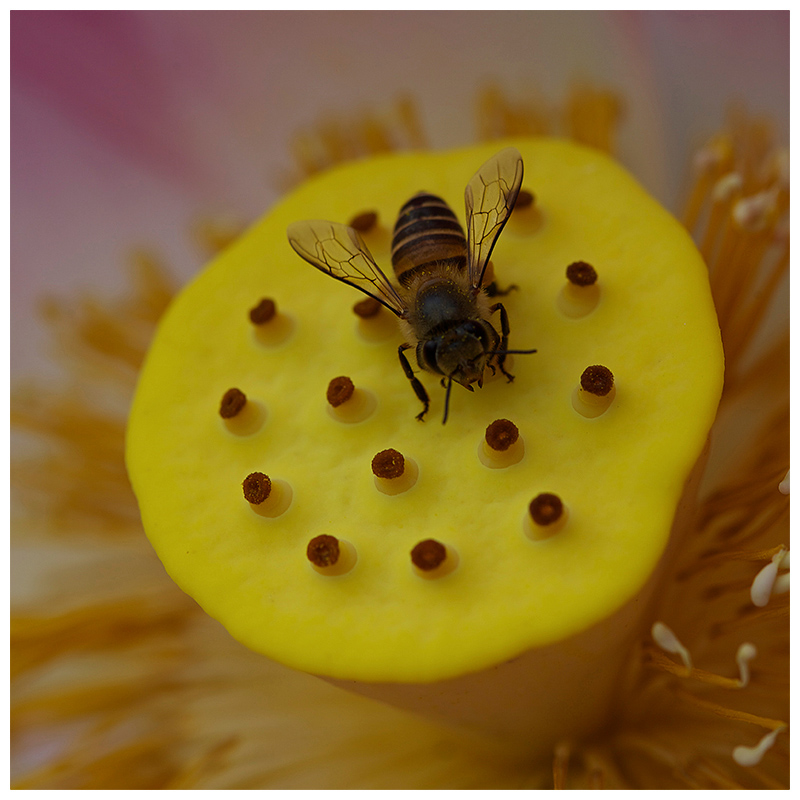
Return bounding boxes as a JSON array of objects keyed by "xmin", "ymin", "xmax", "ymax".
[{"xmin": 428, "ymin": 322, "xmax": 490, "ymax": 389}]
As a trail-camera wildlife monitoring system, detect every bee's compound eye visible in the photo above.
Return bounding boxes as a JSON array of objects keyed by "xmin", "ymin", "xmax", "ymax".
[
  {"xmin": 463, "ymin": 320, "xmax": 489, "ymax": 349},
  {"xmin": 422, "ymin": 339, "xmax": 440, "ymax": 372}
]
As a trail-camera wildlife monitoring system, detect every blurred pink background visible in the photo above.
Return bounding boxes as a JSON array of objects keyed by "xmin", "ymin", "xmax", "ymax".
[{"xmin": 11, "ymin": 11, "xmax": 789, "ymax": 379}]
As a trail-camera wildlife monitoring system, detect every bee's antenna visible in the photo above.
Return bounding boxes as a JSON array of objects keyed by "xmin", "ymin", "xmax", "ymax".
[
  {"xmin": 490, "ymin": 347, "xmax": 538, "ymax": 356},
  {"xmin": 442, "ymin": 377, "xmax": 453, "ymax": 425}
]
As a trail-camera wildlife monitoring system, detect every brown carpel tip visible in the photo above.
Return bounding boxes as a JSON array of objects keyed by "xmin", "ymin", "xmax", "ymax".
[
  {"xmin": 411, "ymin": 539, "xmax": 447, "ymax": 571},
  {"xmin": 566, "ymin": 261, "xmax": 598, "ymax": 287},
  {"xmin": 580, "ymin": 365, "xmax": 614, "ymax": 396},
  {"xmin": 327, "ymin": 376, "xmax": 355, "ymax": 407},
  {"xmin": 348, "ymin": 210, "xmax": 379, "ymax": 233},
  {"xmin": 485, "ymin": 418, "xmax": 519, "ymax": 451},
  {"xmin": 353, "ymin": 297, "xmax": 382, "ymax": 318},
  {"xmin": 515, "ymin": 189, "xmax": 535, "ymax": 210},
  {"xmin": 219, "ymin": 387, "xmax": 247, "ymax": 419},
  {"xmin": 243, "ymin": 472, "xmax": 272, "ymax": 505},
  {"xmin": 307, "ymin": 534, "xmax": 340, "ymax": 567},
  {"xmin": 249, "ymin": 298, "xmax": 277, "ymax": 325},
  {"xmin": 372, "ymin": 448, "xmax": 405, "ymax": 479},
  {"xmin": 529, "ymin": 493, "xmax": 563, "ymax": 526}
]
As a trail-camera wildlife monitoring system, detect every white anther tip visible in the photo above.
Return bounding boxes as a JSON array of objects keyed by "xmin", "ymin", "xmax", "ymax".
[
  {"xmin": 652, "ymin": 621, "xmax": 692, "ymax": 671},
  {"xmin": 732, "ymin": 726, "xmax": 785, "ymax": 767},
  {"xmin": 750, "ymin": 549, "xmax": 787, "ymax": 607},
  {"xmin": 735, "ymin": 642, "xmax": 757, "ymax": 687}
]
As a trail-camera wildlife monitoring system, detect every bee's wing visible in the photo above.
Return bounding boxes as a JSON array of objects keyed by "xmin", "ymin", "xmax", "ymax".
[
  {"xmin": 464, "ymin": 147, "xmax": 524, "ymax": 289},
  {"xmin": 287, "ymin": 220, "xmax": 406, "ymax": 317}
]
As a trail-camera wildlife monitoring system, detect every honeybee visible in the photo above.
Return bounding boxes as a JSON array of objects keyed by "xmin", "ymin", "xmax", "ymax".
[{"xmin": 287, "ymin": 147, "xmax": 536, "ymax": 423}]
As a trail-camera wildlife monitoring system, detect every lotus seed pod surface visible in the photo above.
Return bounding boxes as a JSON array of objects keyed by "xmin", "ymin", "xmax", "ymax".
[{"xmin": 126, "ymin": 139, "xmax": 723, "ymax": 684}]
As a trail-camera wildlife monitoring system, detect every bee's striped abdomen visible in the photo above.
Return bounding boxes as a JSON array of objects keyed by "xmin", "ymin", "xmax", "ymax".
[{"xmin": 391, "ymin": 193, "xmax": 467, "ymax": 287}]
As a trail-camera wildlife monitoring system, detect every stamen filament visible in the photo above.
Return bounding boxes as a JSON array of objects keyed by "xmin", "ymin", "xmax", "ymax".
[
  {"xmin": 709, "ymin": 596, "xmax": 788, "ymax": 638},
  {"xmin": 722, "ymin": 242, "xmax": 789, "ymax": 363},
  {"xmin": 675, "ymin": 688, "xmax": 786, "ymax": 731},
  {"xmin": 684, "ymin": 134, "xmax": 735, "ymax": 228},
  {"xmin": 643, "ymin": 642, "xmax": 757, "ymax": 689},
  {"xmin": 552, "ymin": 742, "xmax": 570, "ymax": 790}
]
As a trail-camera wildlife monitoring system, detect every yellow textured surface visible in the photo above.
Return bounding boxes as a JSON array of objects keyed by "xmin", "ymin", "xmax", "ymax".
[{"xmin": 126, "ymin": 139, "xmax": 723, "ymax": 683}]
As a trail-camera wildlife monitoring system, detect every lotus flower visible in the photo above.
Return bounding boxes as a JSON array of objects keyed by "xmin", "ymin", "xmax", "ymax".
[{"xmin": 11, "ymin": 11, "xmax": 788, "ymax": 789}]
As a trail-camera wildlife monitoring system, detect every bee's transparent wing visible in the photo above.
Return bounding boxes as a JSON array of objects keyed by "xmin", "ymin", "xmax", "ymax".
[
  {"xmin": 464, "ymin": 147, "xmax": 524, "ymax": 288},
  {"xmin": 287, "ymin": 220, "xmax": 406, "ymax": 317}
]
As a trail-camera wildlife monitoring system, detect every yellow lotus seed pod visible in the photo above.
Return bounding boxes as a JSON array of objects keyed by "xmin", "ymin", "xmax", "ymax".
[{"xmin": 126, "ymin": 139, "xmax": 723, "ymax": 757}]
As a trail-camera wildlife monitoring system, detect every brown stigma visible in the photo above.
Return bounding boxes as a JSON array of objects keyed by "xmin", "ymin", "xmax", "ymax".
[
  {"xmin": 249, "ymin": 298, "xmax": 277, "ymax": 325},
  {"xmin": 566, "ymin": 261, "xmax": 598, "ymax": 287},
  {"xmin": 307, "ymin": 534, "xmax": 340, "ymax": 568},
  {"xmin": 515, "ymin": 189, "xmax": 535, "ymax": 209},
  {"xmin": 485, "ymin": 418, "xmax": 519, "ymax": 452},
  {"xmin": 242, "ymin": 472, "xmax": 272, "ymax": 505},
  {"xmin": 348, "ymin": 210, "xmax": 379, "ymax": 233},
  {"xmin": 580, "ymin": 365, "xmax": 615, "ymax": 396},
  {"xmin": 326, "ymin": 376, "xmax": 355, "ymax": 407},
  {"xmin": 219, "ymin": 387, "xmax": 247, "ymax": 419},
  {"xmin": 372, "ymin": 448, "xmax": 405, "ymax": 479},
  {"xmin": 411, "ymin": 539, "xmax": 447, "ymax": 571},
  {"xmin": 529, "ymin": 493, "xmax": 564, "ymax": 526},
  {"xmin": 353, "ymin": 297, "xmax": 382, "ymax": 318}
]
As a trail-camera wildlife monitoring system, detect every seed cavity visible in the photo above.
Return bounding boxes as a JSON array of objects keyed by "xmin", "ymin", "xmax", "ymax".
[
  {"xmin": 558, "ymin": 261, "xmax": 600, "ymax": 317},
  {"xmin": 243, "ymin": 472, "xmax": 292, "ymax": 518},
  {"xmin": 326, "ymin": 376, "xmax": 377, "ymax": 423},
  {"xmin": 250, "ymin": 297, "xmax": 294, "ymax": 346},
  {"xmin": 372, "ymin": 448, "xmax": 418, "ymax": 495},
  {"xmin": 524, "ymin": 493, "xmax": 567, "ymax": 540},
  {"xmin": 573, "ymin": 365, "xmax": 616, "ymax": 418},
  {"xmin": 479, "ymin": 418, "xmax": 524, "ymax": 468}
]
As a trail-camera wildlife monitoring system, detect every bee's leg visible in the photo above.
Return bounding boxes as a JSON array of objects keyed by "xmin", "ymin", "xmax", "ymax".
[
  {"xmin": 490, "ymin": 302, "xmax": 515, "ymax": 382},
  {"xmin": 398, "ymin": 343, "xmax": 429, "ymax": 421},
  {"xmin": 485, "ymin": 281, "xmax": 519, "ymax": 298}
]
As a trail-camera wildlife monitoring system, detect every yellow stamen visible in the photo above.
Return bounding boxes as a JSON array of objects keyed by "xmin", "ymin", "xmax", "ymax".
[{"xmin": 675, "ymin": 688, "xmax": 786, "ymax": 732}]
